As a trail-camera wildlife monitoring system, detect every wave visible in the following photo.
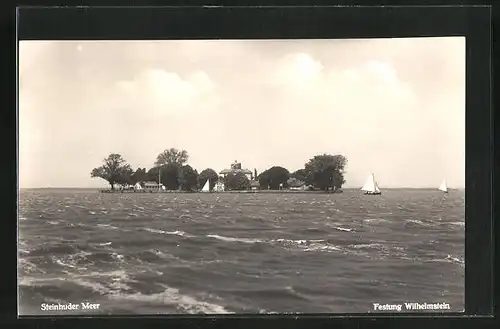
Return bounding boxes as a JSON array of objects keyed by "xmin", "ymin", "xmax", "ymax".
[
  {"xmin": 51, "ymin": 256, "xmax": 77, "ymax": 269},
  {"xmin": 19, "ymin": 258, "xmax": 47, "ymax": 275},
  {"xmin": 442, "ymin": 254, "xmax": 465, "ymax": 267},
  {"xmin": 303, "ymin": 244, "xmax": 343, "ymax": 252},
  {"xmin": 143, "ymin": 227, "xmax": 193, "ymax": 237},
  {"xmin": 401, "ymin": 254, "xmax": 465, "ymax": 268},
  {"xmin": 333, "ymin": 227, "xmax": 353, "ymax": 232},
  {"xmin": 72, "ymin": 277, "xmax": 122, "ymax": 295},
  {"xmin": 203, "ymin": 234, "xmax": 350, "ymax": 254},
  {"xmin": 222, "ymin": 285, "xmax": 309, "ymax": 302},
  {"xmin": 112, "ymin": 252, "xmax": 125, "ymax": 263},
  {"xmin": 440, "ymin": 221, "xmax": 465, "ymax": 228},
  {"xmin": 149, "ymin": 249, "xmax": 178, "ymax": 260},
  {"xmin": 19, "ymin": 269, "xmax": 131, "ymax": 289},
  {"xmin": 203, "ymin": 234, "xmax": 363, "ymax": 254},
  {"xmin": 405, "ymin": 219, "xmax": 435, "ymax": 227},
  {"xmin": 19, "ymin": 275, "xmax": 59, "ymax": 287},
  {"xmin": 28, "ymin": 244, "xmax": 78, "ymax": 257},
  {"xmin": 85, "ymin": 251, "xmax": 119, "ymax": 264},
  {"xmin": 349, "ymin": 243, "xmax": 386, "ymax": 250},
  {"xmin": 113, "ymin": 287, "xmax": 232, "ymax": 314},
  {"xmin": 272, "ymin": 238, "xmax": 343, "ymax": 253},
  {"xmin": 363, "ymin": 218, "xmax": 390, "ymax": 224},
  {"xmin": 45, "ymin": 249, "xmax": 101, "ymax": 270},
  {"xmin": 96, "ymin": 223, "xmax": 119, "ymax": 230},
  {"xmin": 274, "ymin": 238, "xmax": 309, "ymax": 245},
  {"xmin": 345, "ymin": 243, "xmax": 410, "ymax": 259},
  {"xmin": 207, "ymin": 234, "xmax": 264, "ymax": 244}
]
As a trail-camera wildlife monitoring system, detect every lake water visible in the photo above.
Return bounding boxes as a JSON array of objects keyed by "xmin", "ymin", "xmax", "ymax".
[{"xmin": 18, "ymin": 188, "xmax": 465, "ymax": 315}]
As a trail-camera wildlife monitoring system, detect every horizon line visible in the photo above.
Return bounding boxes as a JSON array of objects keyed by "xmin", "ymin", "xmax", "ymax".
[{"xmin": 19, "ymin": 187, "xmax": 465, "ymax": 190}]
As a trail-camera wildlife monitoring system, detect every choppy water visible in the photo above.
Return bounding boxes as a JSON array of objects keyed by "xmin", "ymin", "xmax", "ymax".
[{"xmin": 18, "ymin": 188, "xmax": 465, "ymax": 315}]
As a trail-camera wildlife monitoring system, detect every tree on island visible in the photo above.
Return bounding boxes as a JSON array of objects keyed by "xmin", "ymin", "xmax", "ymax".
[
  {"xmin": 291, "ymin": 169, "xmax": 307, "ymax": 183},
  {"xmin": 304, "ymin": 154, "xmax": 347, "ymax": 192},
  {"xmin": 161, "ymin": 164, "xmax": 183, "ymax": 190},
  {"xmin": 224, "ymin": 172, "xmax": 251, "ymax": 191},
  {"xmin": 131, "ymin": 168, "xmax": 148, "ymax": 185},
  {"xmin": 198, "ymin": 168, "xmax": 219, "ymax": 190},
  {"xmin": 179, "ymin": 165, "xmax": 199, "ymax": 191},
  {"xmin": 115, "ymin": 166, "xmax": 134, "ymax": 188},
  {"xmin": 90, "ymin": 153, "xmax": 132, "ymax": 190},
  {"xmin": 258, "ymin": 166, "xmax": 290, "ymax": 190},
  {"xmin": 155, "ymin": 148, "xmax": 189, "ymax": 167},
  {"xmin": 152, "ymin": 148, "xmax": 190, "ymax": 190},
  {"xmin": 145, "ymin": 165, "xmax": 173, "ymax": 187},
  {"xmin": 146, "ymin": 167, "xmax": 160, "ymax": 183}
]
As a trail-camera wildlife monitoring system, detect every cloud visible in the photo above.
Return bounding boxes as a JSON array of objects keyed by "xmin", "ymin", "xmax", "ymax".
[
  {"xmin": 360, "ymin": 59, "xmax": 399, "ymax": 84},
  {"xmin": 272, "ymin": 53, "xmax": 324, "ymax": 86},
  {"xmin": 114, "ymin": 68, "xmax": 218, "ymax": 117},
  {"xmin": 267, "ymin": 53, "xmax": 415, "ymax": 125}
]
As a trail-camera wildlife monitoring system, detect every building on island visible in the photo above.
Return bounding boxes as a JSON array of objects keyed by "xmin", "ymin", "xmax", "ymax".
[
  {"xmin": 250, "ymin": 180, "xmax": 260, "ymax": 190},
  {"xmin": 287, "ymin": 177, "xmax": 306, "ymax": 190},
  {"xmin": 214, "ymin": 180, "xmax": 225, "ymax": 192},
  {"xmin": 141, "ymin": 181, "xmax": 165, "ymax": 192},
  {"xmin": 219, "ymin": 161, "xmax": 253, "ymax": 181},
  {"xmin": 121, "ymin": 184, "xmax": 134, "ymax": 190}
]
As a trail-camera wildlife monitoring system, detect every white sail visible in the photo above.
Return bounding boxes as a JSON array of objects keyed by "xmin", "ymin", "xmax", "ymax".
[
  {"xmin": 438, "ymin": 180, "xmax": 448, "ymax": 192},
  {"xmin": 361, "ymin": 173, "xmax": 380, "ymax": 193},
  {"xmin": 201, "ymin": 179, "xmax": 210, "ymax": 192}
]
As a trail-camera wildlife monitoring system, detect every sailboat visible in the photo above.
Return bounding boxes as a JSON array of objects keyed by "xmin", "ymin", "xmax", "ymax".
[
  {"xmin": 201, "ymin": 179, "xmax": 210, "ymax": 192},
  {"xmin": 361, "ymin": 173, "xmax": 381, "ymax": 195},
  {"xmin": 438, "ymin": 180, "xmax": 448, "ymax": 193}
]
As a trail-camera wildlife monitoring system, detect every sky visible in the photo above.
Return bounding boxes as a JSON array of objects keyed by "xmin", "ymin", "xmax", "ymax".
[{"xmin": 18, "ymin": 37, "xmax": 465, "ymax": 189}]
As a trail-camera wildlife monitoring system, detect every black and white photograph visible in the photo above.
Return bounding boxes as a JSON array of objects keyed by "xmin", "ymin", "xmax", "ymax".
[{"xmin": 18, "ymin": 37, "xmax": 465, "ymax": 315}]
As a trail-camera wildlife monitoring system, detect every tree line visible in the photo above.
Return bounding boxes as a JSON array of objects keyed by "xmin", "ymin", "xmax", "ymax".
[{"xmin": 90, "ymin": 148, "xmax": 347, "ymax": 192}]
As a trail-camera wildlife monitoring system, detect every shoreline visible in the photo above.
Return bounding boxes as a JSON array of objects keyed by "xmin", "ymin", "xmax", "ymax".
[
  {"xmin": 19, "ymin": 187, "xmax": 465, "ymax": 191},
  {"xmin": 98, "ymin": 189, "xmax": 344, "ymax": 194}
]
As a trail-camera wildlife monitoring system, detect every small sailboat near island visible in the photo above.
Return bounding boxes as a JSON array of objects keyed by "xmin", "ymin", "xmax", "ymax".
[
  {"xmin": 201, "ymin": 179, "xmax": 211, "ymax": 193},
  {"xmin": 361, "ymin": 173, "xmax": 381, "ymax": 195},
  {"xmin": 438, "ymin": 180, "xmax": 448, "ymax": 193}
]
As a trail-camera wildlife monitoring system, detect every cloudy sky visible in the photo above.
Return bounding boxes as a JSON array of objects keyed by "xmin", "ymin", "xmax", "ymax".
[{"xmin": 18, "ymin": 37, "xmax": 465, "ymax": 189}]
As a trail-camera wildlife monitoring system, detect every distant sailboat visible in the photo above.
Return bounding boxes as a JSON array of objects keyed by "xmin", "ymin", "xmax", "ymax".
[
  {"xmin": 201, "ymin": 179, "xmax": 210, "ymax": 192},
  {"xmin": 361, "ymin": 173, "xmax": 381, "ymax": 195},
  {"xmin": 438, "ymin": 180, "xmax": 448, "ymax": 193}
]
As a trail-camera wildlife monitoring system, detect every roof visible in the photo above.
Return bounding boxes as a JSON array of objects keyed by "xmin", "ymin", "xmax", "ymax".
[
  {"xmin": 143, "ymin": 181, "xmax": 162, "ymax": 187},
  {"xmin": 287, "ymin": 177, "xmax": 305, "ymax": 187},
  {"xmin": 220, "ymin": 168, "xmax": 252, "ymax": 175}
]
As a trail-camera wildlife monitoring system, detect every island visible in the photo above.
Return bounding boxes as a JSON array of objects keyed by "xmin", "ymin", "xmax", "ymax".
[{"xmin": 91, "ymin": 148, "xmax": 347, "ymax": 194}]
